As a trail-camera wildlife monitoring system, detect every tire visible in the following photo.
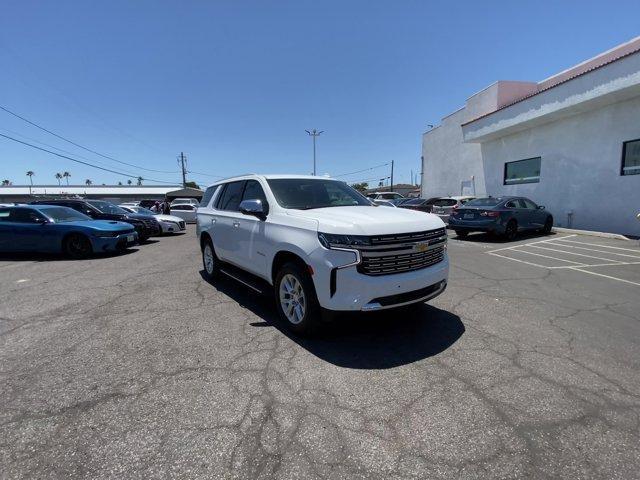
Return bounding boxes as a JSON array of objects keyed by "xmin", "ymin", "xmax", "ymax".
[
  {"xmin": 504, "ymin": 220, "xmax": 518, "ymax": 241},
  {"xmin": 201, "ymin": 237, "xmax": 220, "ymax": 280},
  {"xmin": 542, "ymin": 216, "xmax": 553, "ymax": 235},
  {"xmin": 274, "ymin": 262, "xmax": 321, "ymax": 336},
  {"xmin": 63, "ymin": 233, "xmax": 93, "ymax": 259},
  {"xmin": 455, "ymin": 230, "xmax": 468, "ymax": 239}
]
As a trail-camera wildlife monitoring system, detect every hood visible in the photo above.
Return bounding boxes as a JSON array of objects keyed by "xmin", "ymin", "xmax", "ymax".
[
  {"xmin": 286, "ymin": 205, "xmax": 445, "ymax": 235},
  {"xmin": 59, "ymin": 220, "xmax": 133, "ymax": 231}
]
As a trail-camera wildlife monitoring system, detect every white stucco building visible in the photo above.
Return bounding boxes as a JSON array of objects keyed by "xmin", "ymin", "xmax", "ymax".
[{"xmin": 422, "ymin": 37, "xmax": 640, "ymax": 236}]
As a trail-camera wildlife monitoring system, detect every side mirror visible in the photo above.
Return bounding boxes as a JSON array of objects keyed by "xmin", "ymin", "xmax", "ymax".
[
  {"xmin": 239, "ymin": 199, "xmax": 268, "ymax": 220},
  {"xmin": 537, "ymin": 205, "xmax": 545, "ymax": 210}
]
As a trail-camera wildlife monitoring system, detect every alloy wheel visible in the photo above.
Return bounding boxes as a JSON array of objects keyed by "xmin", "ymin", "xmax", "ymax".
[
  {"xmin": 203, "ymin": 244, "xmax": 215, "ymax": 274},
  {"xmin": 279, "ymin": 274, "xmax": 306, "ymax": 324}
]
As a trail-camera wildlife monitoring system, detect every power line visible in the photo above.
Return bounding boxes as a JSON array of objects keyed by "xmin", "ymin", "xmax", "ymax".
[
  {"xmin": 0, "ymin": 132, "xmax": 180, "ymax": 184},
  {"xmin": 333, "ymin": 162, "xmax": 390, "ymax": 178},
  {"xmin": 187, "ymin": 170, "xmax": 225, "ymax": 178},
  {"xmin": 0, "ymin": 105, "xmax": 180, "ymax": 174}
]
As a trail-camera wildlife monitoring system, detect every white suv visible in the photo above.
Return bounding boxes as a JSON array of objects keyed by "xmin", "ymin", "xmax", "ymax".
[{"xmin": 196, "ymin": 175, "xmax": 449, "ymax": 334}]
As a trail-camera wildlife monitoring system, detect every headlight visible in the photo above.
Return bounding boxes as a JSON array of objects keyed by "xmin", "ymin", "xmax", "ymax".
[{"xmin": 318, "ymin": 232, "xmax": 371, "ymax": 249}]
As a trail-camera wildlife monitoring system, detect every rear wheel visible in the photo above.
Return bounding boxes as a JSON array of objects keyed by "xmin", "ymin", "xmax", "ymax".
[
  {"xmin": 504, "ymin": 220, "xmax": 518, "ymax": 241},
  {"xmin": 542, "ymin": 216, "xmax": 553, "ymax": 234},
  {"xmin": 455, "ymin": 230, "xmax": 468, "ymax": 239},
  {"xmin": 63, "ymin": 233, "xmax": 93, "ymax": 259},
  {"xmin": 201, "ymin": 237, "xmax": 220, "ymax": 280},
  {"xmin": 274, "ymin": 262, "xmax": 321, "ymax": 336}
]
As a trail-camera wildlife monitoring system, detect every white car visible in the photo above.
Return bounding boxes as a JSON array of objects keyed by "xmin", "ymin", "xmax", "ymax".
[
  {"xmin": 366, "ymin": 192, "xmax": 405, "ymax": 201},
  {"xmin": 170, "ymin": 198, "xmax": 199, "ymax": 207},
  {"xmin": 119, "ymin": 205, "xmax": 186, "ymax": 234},
  {"xmin": 431, "ymin": 196, "xmax": 476, "ymax": 223},
  {"xmin": 169, "ymin": 204, "xmax": 198, "ymax": 223},
  {"xmin": 196, "ymin": 174, "xmax": 449, "ymax": 335}
]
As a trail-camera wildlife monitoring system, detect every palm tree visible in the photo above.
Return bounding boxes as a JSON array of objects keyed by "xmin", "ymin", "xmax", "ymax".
[
  {"xmin": 85, "ymin": 179, "xmax": 92, "ymax": 186},
  {"xmin": 26, "ymin": 171, "xmax": 34, "ymax": 195},
  {"xmin": 62, "ymin": 171, "xmax": 71, "ymax": 186},
  {"xmin": 127, "ymin": 179, "xmax": 132, "ymax": 185},
  {"xmin": 1, "ymin": 179, "xmax": 10, "ymax": 186},
  {"xmin": 137, "ymin": 176, "xmax": 143, "ymax": 186},
  {"xmin": 55, "ymin": 172, "xmax": 63, "ymax": 185}
]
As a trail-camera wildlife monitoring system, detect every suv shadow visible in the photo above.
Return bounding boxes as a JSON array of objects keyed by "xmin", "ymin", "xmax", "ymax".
[
  {"xmin": 451, "ymin": 229, "xmax": 558, "ymax": 243},
  {"xmin": 200, "ymin": 270, "xmax": 464, "ymax": 369}
]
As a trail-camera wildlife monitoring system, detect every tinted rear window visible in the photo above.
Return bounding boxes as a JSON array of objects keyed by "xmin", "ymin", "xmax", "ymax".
[
  {"xmin": 466, "ymin": 197, "xmax": 503, "ymax": 207},
  {"xmin": 433, "ymin": 199, "xmax": 457, "ymax": 207}
]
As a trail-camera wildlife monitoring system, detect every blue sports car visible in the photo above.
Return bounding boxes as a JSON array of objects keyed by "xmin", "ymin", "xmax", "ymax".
[{"xmin": 0, "ymin": 205, "xmax": 138, "ymax": 258}]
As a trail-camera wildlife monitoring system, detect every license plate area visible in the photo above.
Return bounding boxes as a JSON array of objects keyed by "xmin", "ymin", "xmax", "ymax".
[
  {"xmin": 127, "ymin": 235, "xmax": 135, "ymax": 242},
  {"xmin": 463, "ymin": 213, "xmax": 475, "ymax": 219}
]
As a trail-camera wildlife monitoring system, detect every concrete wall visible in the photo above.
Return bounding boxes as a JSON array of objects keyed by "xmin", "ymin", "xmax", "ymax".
[
  {"xmin": 421, "ymin": 108, "xmax": 484, "ymax": 198},
  {"xmin": 481, "ymin": 95, "xmax": 640, "ymax": 236}
]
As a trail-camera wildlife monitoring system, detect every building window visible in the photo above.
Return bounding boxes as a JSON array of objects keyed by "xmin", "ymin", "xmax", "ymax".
[
  {"xmin": 504, "ymin": 157, "xmax": 541, "ymax": 185},
  {"xmin": 622, "ymin": 139, "xmax": 640, "ymax": 176}
]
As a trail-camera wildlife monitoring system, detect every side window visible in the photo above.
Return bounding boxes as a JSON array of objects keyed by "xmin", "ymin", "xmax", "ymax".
[
  {"xmin": 9, "ymin": 209, "xmax": 45, "ymax": 223},
  {"xmin": 515, "ymin": 199, "xmax": 528, "ymax": 209},
  {"xmin": 214, "ymin": 184, "xmax": 228, "ymax": 209},
  {"xmin": 505, "ymin": 201, "xmax": 517, "ymax": 209},
  {"xmin": 217, "ymin": 181, "xmax": 245, "ymax": 212},
  {"xmin": 522, "ymin": 199, "xmax": 538, "ymax": 210},
  {"xmin": 242, "ymin": 180, "xmax": 267, "ymax": 204},
  {"xmin": 200, "ymin": 186, "xmax": 218, "ymax": 207}
]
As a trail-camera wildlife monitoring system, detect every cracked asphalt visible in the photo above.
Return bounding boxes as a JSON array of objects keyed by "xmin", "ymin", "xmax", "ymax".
[{"xmin": 1, "ymin": 228, "xmax": 639, "ymax": 479}]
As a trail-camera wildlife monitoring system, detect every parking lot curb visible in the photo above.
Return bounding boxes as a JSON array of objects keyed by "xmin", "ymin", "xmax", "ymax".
[{"xmin": 553, "ymin": 227, "xmax": 632, "ymax": 241}]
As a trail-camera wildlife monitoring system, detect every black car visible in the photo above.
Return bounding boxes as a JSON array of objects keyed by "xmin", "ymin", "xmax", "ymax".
[
  {"xmin": 397, "ymin": 197, "xmax": 441, "ymax": 213},
  {"xmin": 31, "ymin": 199, "xmax": 161, "ymax": 241},
  {"xmin": 448, "ymin": 196, "xmax": 553, "ymax": 241}
]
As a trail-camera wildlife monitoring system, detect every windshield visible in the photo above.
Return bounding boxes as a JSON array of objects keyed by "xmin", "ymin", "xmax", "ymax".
[
  {"xmin": 87, "ymin": 200, "xmax": 128, "ymax": 214},
  {"xmin": 267, "ymin": 178, "xmax": 371, "ymax": 210},
  {"xmin": 41, "ymin": 207, "xmax": 91, "ymax": 223},
  {"xmin": 404, "ymin": 198, "xmax": 425, "ymax": 205},
  {"xmin": 126, "ymin": 206, "xmax": 155, "ymax": 215},
  {"xmin": 465, "ymin": 197, "xmax": 503, "ymax": 207}
]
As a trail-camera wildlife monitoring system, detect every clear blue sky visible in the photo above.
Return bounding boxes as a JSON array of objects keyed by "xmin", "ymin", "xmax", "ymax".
[{"xmin": 1, "ymin": 0, "xmax": 639, "ymax": 187}]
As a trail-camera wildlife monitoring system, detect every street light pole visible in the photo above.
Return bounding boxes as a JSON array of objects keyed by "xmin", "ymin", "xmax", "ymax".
[{"xmin": 305, "ymin": 129, "xmax": 323, "ymax": 175}]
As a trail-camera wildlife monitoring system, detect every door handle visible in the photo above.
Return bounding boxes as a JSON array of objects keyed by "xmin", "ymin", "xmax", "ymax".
[
  {"xmin": 211, "ymin": 218, "xmax": 216, "ymax": 224},
  {"xmin": 233, "ymin": 221, "xmax": 240, "ymax": 228}
]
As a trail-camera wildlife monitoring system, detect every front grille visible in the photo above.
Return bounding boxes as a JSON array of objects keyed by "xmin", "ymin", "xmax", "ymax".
[{"xmin": 356, "ymin": 228, "xmax": 446, "ymax": 276}]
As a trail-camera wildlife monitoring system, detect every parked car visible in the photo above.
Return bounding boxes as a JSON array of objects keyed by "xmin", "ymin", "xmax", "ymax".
[
  {"xmin": 449, "ymin": 196, "xmax": 554, "ymax": 240},
  {"xmin": 366, "ymin": 192, "xmax": 405, "ymax": 201},
  {"xmin": 170, "ymin": 203, "xmax": 198, "ymax": 223},
  {"xmin": 391, "ymin": 197, "xmax": 413, "ymax": 206},
  {"xmin": 170, "ymin": 198, "xmax": 199, "ymax": 207},
  {"xmin": 197, "ymin": 174, "xmax": 448, "ymax": 335},
  {"xmin": 119, "ymin": 205, "xmax": 186, "ymax": 234},
  {"xmin": 31, "ymin": 199, "xmax": 161, "ymax": 241},
  {"xmin": 0, "ymin": 205, "xmax": 137, "ymax": 258},
  {"xmin": 398, "ymin": 197, "xmax": 441, "ymax": 213},
  {"xmin": 372, "ymin": 199, "xmax": 397, "ymax": 207},
  {"xmin": 431, "ymin": 196, "xmax": 476, "ymax": 223}
]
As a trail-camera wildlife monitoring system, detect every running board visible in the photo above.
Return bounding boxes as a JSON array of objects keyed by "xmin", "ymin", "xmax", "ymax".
[{"xmin": 219, "ymin": 265, "xmax": 266, "ymax": 294}]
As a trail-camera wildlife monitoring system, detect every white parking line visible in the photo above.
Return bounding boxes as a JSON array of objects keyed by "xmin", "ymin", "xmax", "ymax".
[
  {"xmin": 526, "ymin": 244, "xmax": 624, "ymax": 263},
  {"xmin": 553, "ymin": 238, "xmax": 640, "ymax": 253},
  {"xmin": 486, "ymin": 235, "xmax": 640, "ymax": 286},
  {"xmin": 543, "ymin": 242, "xmax": 640, "ymax": 259}
]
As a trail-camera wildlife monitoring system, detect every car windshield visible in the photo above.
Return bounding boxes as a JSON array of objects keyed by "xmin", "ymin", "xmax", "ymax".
[
  {"xmin": 41, "ymin": 207, "xmax": 91, "ymax": 222},
  {"xmin": 87, "ymin": 200, "xmax": 128, "ymax": 214},
  {"xmin": 404, "ymin": 198, "xmax": 425, "ymax": 205},
  {"xmin": 128, "ymin": 206, "xmax": 155, "ymax": 215},
  {"xmin": 267, "ymin": 178, "xmax": 371, "ymax": 210},
  {"xmin": 465, "ymin": 197, "xmax": 503, "ymax": 207}
]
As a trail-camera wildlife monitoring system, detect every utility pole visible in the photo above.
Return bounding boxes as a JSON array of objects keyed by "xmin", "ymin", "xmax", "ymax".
[
  {"xmin": 305, "ymin": 129, "xmax": 323, "ymax": 175},
  {"xmin": 178, "ymin": 152, "xmax": 187, "ymax": 187},
  {"xmin": 390, "ymin": 160, "xmax": 394, "ymax": 192}
]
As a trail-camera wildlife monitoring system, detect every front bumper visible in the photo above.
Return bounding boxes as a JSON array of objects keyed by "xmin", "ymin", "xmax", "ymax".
[
  {"xmin": 308, "ymin": 247, "xmax": 449, "ymax": 312},
  {"xmin": 160, "ymin": 220, "xmax": 186, "ymax": 234},
  {"xmin": 91, "ymin": 231, "xmax": 139, "ymax": 252}
]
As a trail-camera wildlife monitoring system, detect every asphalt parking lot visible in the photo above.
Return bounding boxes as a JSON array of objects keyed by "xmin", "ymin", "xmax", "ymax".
[{"xmin": 1, "ymin": 227, "xmax": 639, "ymax": 479}]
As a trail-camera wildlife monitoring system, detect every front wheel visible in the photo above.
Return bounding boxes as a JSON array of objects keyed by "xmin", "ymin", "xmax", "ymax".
[
  {"xmin": 63, "ymin": 233, "xmax": 93, "ymax": 259},
  {"xmin": 542, "ymin": 216, "xmax": 553, "ymax": 234},
  {"xmin": 274, "ymin": 262, "xmax": 321, "ymax": 336}
]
